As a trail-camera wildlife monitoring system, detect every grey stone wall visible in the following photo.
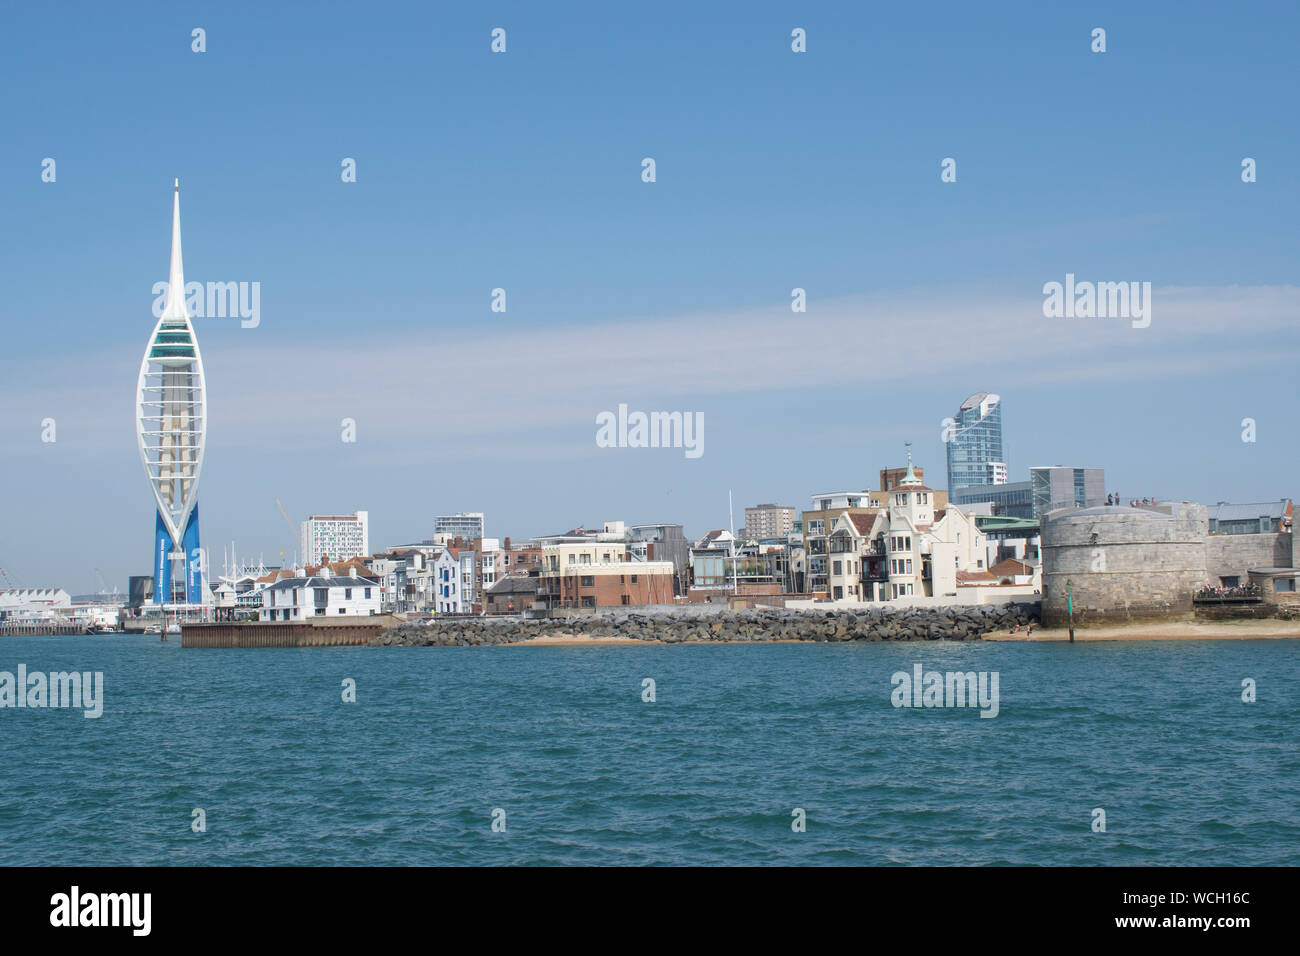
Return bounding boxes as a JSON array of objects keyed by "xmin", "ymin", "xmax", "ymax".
[
  {"xmin": 1206, "ymin": 533, "xmax": 1292, "ymax": 581},
  {"xmin": 1041, "ymin": 504, "xmax": 1209, "ymax": 626}
]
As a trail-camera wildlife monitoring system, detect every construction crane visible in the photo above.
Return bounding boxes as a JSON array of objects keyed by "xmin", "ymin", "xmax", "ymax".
[
  {"xmin": 0, "ymin": 559, "xmax": 24, "ymax": 589},
  {"xmin": 275, "ymin": 498, "xmax": 300, "ymax": 567},
  {"xmin": 93, "ymin": 567, "xmax": 119, "ymax": 599}
]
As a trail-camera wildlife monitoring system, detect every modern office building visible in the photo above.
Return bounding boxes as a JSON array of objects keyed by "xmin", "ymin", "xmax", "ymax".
[
  {"xmin": 1208, "ymin": 500, "xmax": 1294, "ymax": 535},
  {"xmin": 742, "ymin": 504, "xmax": 796, "ymax": 541},
  {"xmin": 629, "ymin": 523, "xmax": 690, "ymax": 576},
  {"xmin": 951, "ymin": 481, "xmax": 1034, "ymax": 518},
  {"xmin": 954, "ymin": 467, "xmax": 1105, "ymax": 520},
  {"xmin": 135, "ymin": 180, "xmax": 207, "ymax": 605},
  {"xmin": 946, "ymin": 392, "xmax": 1005, "ymax": 493},
  {"xmin": 434, "ymin": 512, "xmax": 485, "ymax": 543},
  {"xmin": 1030, "ymin": 466, "xmax": 1106, "ymax": 517},
  {"xmin": 301, "ymin": 512, "xmax": 370, "ymax": 565}
]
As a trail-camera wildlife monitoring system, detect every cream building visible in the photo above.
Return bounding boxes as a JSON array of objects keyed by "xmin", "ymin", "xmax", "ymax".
[{"xmin": 822, "ymin": 460, "xmax": 988, "ymax": 604}]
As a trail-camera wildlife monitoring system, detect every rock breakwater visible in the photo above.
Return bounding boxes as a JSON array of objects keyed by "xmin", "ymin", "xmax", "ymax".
[{"xmin": 372, "ymin": 603, "xmax": 1041, "ymax": 647}]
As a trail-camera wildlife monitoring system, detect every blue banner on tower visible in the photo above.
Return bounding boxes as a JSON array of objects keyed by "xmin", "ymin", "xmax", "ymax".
[
  {"xmin": 153, "ymin": 510, "xmax": 172, "ymax": 605},
  {"xmin": 183, "ymin": 505, "xmax": 203, "ymax": 605}
]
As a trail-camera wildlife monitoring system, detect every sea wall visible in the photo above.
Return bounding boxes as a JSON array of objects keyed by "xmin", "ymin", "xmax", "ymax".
[
  {"xmin": 1205, "ymin": 532, "xmax": 1292, "ymax": 581},
  {"xmin": 183, "ymin": 618, "xmax": 397, "ymax": 648},
  {"xmin": 373, "ymin": 603, "xmax": 1041, "ymax": 647}
]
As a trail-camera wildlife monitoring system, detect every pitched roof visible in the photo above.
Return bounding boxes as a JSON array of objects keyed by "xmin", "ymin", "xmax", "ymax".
[
  {"xmin": 266, "ymin": 574, "xmax": 379, "ymax": 592},
  {"xmin": 487, "ymin": 576, "xmax": 538, "ymax": 594},
  {"xmin": 989, "ymin": 558, "xmax": 1033, "ymax": 577},
  {"xmin": 847, "ymin": 512, "xmax": 879, "ymax": 534}
]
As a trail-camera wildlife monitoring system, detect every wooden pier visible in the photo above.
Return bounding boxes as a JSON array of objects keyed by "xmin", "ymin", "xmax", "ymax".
[{"xmin": 0, "ymin": 622, "xmax": 88, "ymax": 636}]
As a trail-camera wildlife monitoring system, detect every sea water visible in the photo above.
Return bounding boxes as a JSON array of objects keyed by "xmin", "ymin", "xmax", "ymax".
[{"xmin": 0, "ymin": 634, "xmax": 1295, "ymax": 865}]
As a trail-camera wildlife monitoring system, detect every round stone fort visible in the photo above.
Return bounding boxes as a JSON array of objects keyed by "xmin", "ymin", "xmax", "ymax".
[{"xmin": 1041, "ymin": 503, "xmax": 1209, "ymax": 626}]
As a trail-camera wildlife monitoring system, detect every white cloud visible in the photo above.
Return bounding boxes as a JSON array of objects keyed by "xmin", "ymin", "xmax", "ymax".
[{"xmin": 2, "ymin": 283, "xmax": 1296, "ymax": 459}]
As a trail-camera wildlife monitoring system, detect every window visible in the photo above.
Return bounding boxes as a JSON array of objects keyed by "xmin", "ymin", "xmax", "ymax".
[
  {"xmin": 345, "ymin": 588, "xmax": 352, "ymax": 599},
  {"xmin": 364, "ymin": 588, "xmax": 371, "ymax": 598},
  {"xmin": 833, "ymin": 560, "xmax": 842, "ymax": 576},
  {"xmin": 580, "ymin": 554, "xmax": 591, "ymax": 565},
  {"xmin": 906, "ymin": 559, "xmax": 912, "ymax": 574},
  {"xmin": 976, "ymin": 560, "xmax": 983, "ymax": 569},
  {"xmin": 581, "ymin": 596, "xmax": 595, "ymax": 608},
  {"xmin": 630, "ymin": 575, "xmax": 638, "ymax": 584},
  {"xmin": 580, "ymin": 576, "xmax": 594, "ymax": 587},
  {"xmin": 568, "ymin": 554, "xmax": 575, "ymax": 564},
  {"xmin": 621, "ymin": 595, "xmax": 630, "ymax": 604},
  {"xmin": 1277, "ymin": 578, "xmax": 1296, "ymax": 592},
  {"xmin": 338, "ymin": 607, "xmax": 345, "ymax": 614},
  {"xmin": 833, "ymin": 586, "xmax": 843, "ymax": 600}
]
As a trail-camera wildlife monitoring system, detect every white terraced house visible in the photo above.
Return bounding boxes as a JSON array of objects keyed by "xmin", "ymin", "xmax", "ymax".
[{"xmin": 261, "ymin": 569, "xmax": 381, "ymax": 621}]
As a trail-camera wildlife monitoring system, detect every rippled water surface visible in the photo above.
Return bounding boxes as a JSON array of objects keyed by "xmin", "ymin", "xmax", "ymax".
[{"xmin": 1, "ymin": 635, "xmax": 1296, "ymax": 865}]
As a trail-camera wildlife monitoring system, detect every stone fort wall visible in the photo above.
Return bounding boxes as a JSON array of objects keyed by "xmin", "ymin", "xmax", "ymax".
[
  {"xmin": 1041, "ymin": 504, "xmax": 1209, "ymax": 626},
  {"xmin": 1205, "ymin": 532, "xmax": 1292, "ymax": 581}
]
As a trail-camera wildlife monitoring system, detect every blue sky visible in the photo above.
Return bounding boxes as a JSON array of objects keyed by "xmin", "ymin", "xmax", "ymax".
[{"xmin": 1, "ymin": 0, "xmax": 1297, "ymax": 592}]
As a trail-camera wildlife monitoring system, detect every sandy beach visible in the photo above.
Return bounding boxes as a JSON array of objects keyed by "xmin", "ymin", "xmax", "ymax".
[{"xmin": 984, "ymin": 619, "xmax": 1300, "ymax": 642}]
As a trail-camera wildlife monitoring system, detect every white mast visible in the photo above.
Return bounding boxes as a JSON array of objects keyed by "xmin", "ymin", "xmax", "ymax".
[{"xmin": 729, "ymin": 490, "xmax": 738, "ymax": 594}]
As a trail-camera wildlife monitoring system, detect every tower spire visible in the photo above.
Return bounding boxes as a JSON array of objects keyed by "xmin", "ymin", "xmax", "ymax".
[
  {"xmin": 163, "ymin": 178, "xmax": 187, "ymax": 320},
  {"xmin": 900, "ymin": 441, "xmax": 921, "ymax": 486}
]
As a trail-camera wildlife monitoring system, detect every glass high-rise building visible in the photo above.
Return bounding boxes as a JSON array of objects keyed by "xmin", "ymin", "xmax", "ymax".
[{"xmin": 946, "ymin": 392, "xmax": 1005, "ymax": 493}]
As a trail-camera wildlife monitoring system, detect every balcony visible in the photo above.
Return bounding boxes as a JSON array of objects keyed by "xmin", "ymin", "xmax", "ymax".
[{"xmin": 1193, "ymin": 585, "xmax": 1262, "ymax": 605}]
